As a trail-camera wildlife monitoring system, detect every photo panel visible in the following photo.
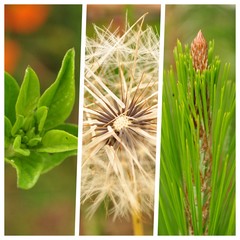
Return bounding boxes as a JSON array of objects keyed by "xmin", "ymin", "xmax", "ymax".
[
  {"xmin": 80, "ymin": 4, "xmax": 160, "ymax": 235},
  {"xmin": 4, "ymin": 4, "xmax": 82, "ymax": 235},
  {"xmin": 159, "ymin": 4, "xmax": 235, "ymax": 235}
]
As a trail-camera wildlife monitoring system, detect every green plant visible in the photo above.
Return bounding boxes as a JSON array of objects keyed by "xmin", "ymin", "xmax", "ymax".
[
  {"xmin": 159, "ymin": 31, "xmax": 235, "ymax": 235},
  {"xmin": 4, "ymin": 49, "xmax": 78, "ymax": 189}
]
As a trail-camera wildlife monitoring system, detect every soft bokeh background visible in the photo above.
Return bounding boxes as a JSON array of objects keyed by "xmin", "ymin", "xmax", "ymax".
[
  {"xmin": 80, "ymin": 4, "xmax": 160, "ymax": 236},
  {"xmin": 5, "ymin": 5, "xmax": 82, "ymax": 235},
  {"xmin": 164, "ymin": 5, "xmax": 235, "ymax": 80},
  {"xmin": 86, "ymin": 4, "xmax": 160, "ymax": 36}
]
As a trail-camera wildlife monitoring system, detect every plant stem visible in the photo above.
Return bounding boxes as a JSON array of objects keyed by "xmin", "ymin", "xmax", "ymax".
[
  {"xmin": 200, "ymin": 126, "xmax": 212, "ymax": 235},
  {"xmin": 184, "ymin": 187, "xmax": 194, "ymax": 235},
  {"xmin": 132, "ymin": 211, "xmax": 144, "ymax": 235}
]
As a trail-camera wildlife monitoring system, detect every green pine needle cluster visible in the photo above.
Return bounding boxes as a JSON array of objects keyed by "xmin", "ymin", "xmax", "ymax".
[{"xmin": 159, "ymin": 39, "xmax": 235, "ymax": 235}]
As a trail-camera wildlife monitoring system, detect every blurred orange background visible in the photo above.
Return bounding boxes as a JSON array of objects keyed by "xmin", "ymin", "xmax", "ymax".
[{"xmin": 5, "ymin": 5, "xmax": 50, "ymax": 73}]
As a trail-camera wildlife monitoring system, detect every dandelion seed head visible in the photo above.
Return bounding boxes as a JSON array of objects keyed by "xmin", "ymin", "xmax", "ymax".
[
  {"xmin": 113, "ymin": 114, "xmax": 130, "ymax": 132},
  {"xmin": 81, "ymin": 14, "xmax": 159, "ymax": 219}
]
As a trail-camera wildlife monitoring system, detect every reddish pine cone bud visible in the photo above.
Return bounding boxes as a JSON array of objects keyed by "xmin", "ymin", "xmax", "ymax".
[{"xmin": 191, "ymin": 30, "xmax": 208, "ymax": 72}]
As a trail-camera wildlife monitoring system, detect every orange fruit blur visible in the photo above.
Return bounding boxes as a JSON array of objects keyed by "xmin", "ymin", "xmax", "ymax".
[
  {"xmin": 5, "ymin": 5, "xmax": 50, "ymax": 34},
  {"xmin": 5, "ymin": 39, "xmax": 21, "ymax": 73}
]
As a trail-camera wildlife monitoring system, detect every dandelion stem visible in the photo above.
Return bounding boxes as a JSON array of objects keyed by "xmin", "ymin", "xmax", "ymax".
[{"xmin": 132, "ymin": 211, "xmax": 144, "ymax": 235}]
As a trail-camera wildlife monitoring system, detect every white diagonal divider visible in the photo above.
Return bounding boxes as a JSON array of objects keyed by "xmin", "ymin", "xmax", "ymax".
[
  {"xmin": 153, "ymin": 2, "xmax": 165, "ymax": 236},
  {"xmin": 75, "ymin": 3, "xmax": 87, "ymax": 236}
]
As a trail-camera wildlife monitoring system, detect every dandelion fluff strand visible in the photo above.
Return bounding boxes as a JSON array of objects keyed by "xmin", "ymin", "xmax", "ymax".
[{"xmin": 81, "ymin": 15, "xmax": 159, "ymax": 220}]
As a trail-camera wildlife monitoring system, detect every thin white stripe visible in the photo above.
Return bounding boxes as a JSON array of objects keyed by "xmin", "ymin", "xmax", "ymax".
[
  {"xmin": 75, "ymin": 3, "xmax": 87, "ymax": 236},
  {"xmin": 153, "ymin": 2, "xmax": 165, "ymax": 236}
]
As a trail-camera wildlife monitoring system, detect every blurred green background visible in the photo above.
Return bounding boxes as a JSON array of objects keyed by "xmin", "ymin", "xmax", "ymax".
[
  {"xmin": 80, "ymin": 4, "xmax": 160, "ymax": 236},
  {"xmin": 164, "ymin": 5, "xmax": 235, "ymax": 80},
  {"xmin": 86, "ymin": 4, "xmax": 160, "ymax": 37},
  {"xmin": 5, "ymin": 5, "xmax": 82, "ymax": 235}
]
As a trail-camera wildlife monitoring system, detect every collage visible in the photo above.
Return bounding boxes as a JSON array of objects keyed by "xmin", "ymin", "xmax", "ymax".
[{"xmin": 1, "ymin": 0, "xmax": 239, "ymax": 239}]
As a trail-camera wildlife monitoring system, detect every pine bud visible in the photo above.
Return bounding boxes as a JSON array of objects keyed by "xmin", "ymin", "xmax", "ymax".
[{"xmin": 191, "ymin": 30, "xmax": 208, "ymax": 72}]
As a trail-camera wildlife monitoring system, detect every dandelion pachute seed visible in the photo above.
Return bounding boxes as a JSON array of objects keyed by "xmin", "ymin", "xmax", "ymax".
[{"xmin": 81, "ymin": 15, "xmax": 159, "ymax": 219}]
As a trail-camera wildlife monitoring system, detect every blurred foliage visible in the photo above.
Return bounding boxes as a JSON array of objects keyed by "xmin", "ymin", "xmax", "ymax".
[
  {"xmin": 5, "ymin": 5, "xmax": 82, "ymax": 235},
  {"xmin": 164, "ymin": 5, "xmax": 235, "ymax": 80},
  {"xmin": 86, "ymin": 4, "xmax": 160, "ymax": 37},
  {"xmin": 5, "ymin": 157, "xmax": 77, "ymax": 235},
  {"xmin": 80, "ymin": 5, "xmax": 160, "ymax": 236},
  {"xmin": 80, "ymin": 202, "xmax": 153, "ymax": 235}
]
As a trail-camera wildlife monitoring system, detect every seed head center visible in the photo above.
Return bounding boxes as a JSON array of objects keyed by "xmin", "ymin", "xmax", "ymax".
[{"xmin": 113, "ymin": 115, "xmax": 130, "ymax": 131}]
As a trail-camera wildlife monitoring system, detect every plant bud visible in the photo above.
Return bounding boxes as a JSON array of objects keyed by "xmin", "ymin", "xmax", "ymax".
[{"xmin": 191, "ymin": 30, "xmax": 208, "ymax": 72}]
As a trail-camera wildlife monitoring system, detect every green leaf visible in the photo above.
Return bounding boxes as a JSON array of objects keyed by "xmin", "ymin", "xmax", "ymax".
[
  {"xmin": 38, "ymin": 48, "xmax": 75, "ymax": 129},
  {"xmin": 38, "ymin": 129, "xmax": 78, "ymax": 153},
  {"xmin": 4, "ymin": 72, "xmax": 19, "ymax": 124},
  {"xmin": 41, "ymin": 150, "xmax": 77, "ymax": 174},
  {"xmin": 55, "ymin": 123, "xmax": 78, "ymax": 137},
  {"xmin": 15, "ymin": 66, "xmax": 40, "ymax": 117},
  {"xmin": 5, "ymin": 152, "xmax": 44, "ymax": 189}
]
